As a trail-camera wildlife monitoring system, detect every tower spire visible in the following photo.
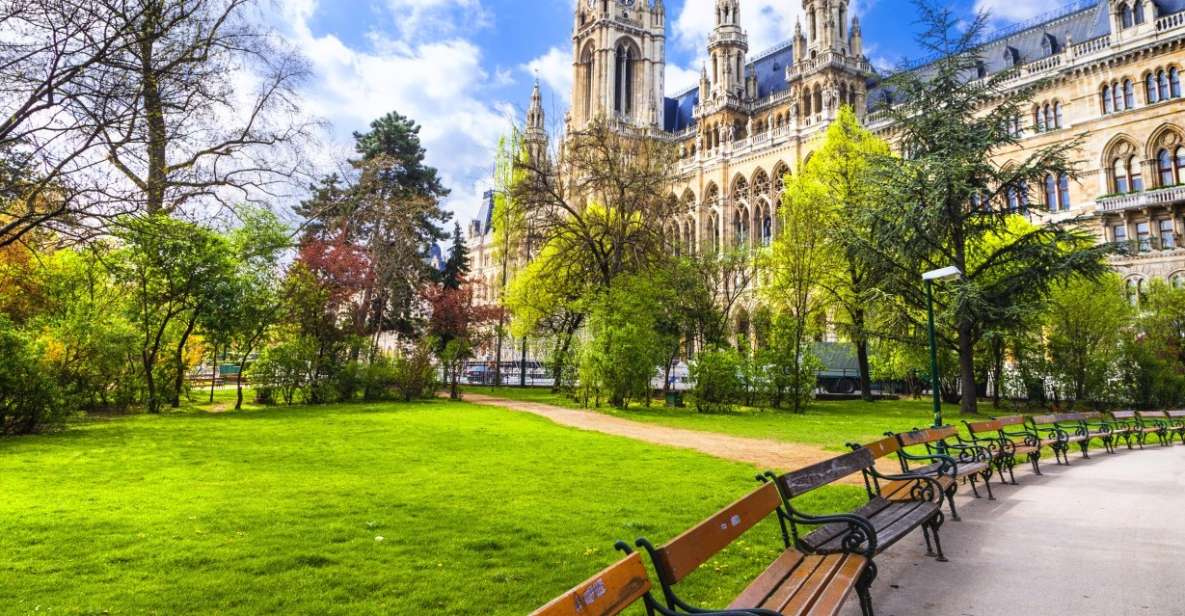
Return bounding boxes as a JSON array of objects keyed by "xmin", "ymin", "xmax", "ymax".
[{"xmin": 524, "ymin": 79, "xmax": 547, "ymax": 162}]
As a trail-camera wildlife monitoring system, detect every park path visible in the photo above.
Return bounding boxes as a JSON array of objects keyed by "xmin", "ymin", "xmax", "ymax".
[{"xmin": 463, "ymin": 393, "xmax": 845, "ymax": 474}]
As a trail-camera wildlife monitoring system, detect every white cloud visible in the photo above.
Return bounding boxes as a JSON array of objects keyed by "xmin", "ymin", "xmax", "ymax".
[
  {"xmin": 524, "ymin": 46, "xmax": 573, "ymax": 104},
  {"xmin": 666, "ymin": 63, "xmax": 701, "ymax": 94},
  {"xmin": 973, "ymin": 0, "xmax": 1065, "ymax": 23},
  {"xmin": 275, "ymin": 0, "xmax": 512, "ymax": 224}
]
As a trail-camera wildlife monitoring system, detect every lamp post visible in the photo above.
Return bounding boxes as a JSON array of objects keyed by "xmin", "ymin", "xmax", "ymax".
[{"xmin": 922, "ymin": 266, "xmax": 963, "ymax": 428}]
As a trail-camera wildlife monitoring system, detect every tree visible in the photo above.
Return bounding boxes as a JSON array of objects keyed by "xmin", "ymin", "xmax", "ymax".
[
  {"xmin": 858, "ymin": 1, "xmax": 1110, "ymax": 415},
  {"xmin": 489, "ymin": 131, "xmax": 529, "ymax": 386},
  {"xmin": 220, "ymin": 207, "xmax": 290, "ymax": 410},
  {"xmin": 114, "ymin": 215, "xmax": 232, "ymax": 413},
  {"xmin": 805, "ymin": 106, "xmax": 890, "ymax": 401},
  {"xmin": 578, "ymin": 274, "xmax": 668, "ymax": 409},
  {"xmin": 424, "ymin": 283, "xmax": 499, "ymax": 399},
  {"xmin": 763, "ymin": 172, "xmax": 837, "ymax": 413},
  {"xmin": 0, "ymin": 0, "xmax": 141, "ymax": 245},
  {"xmin": 297, "ymin": 112, "xmax": 452, "ymax": 351},
  {"xmin": 511, "ymin": 118, "xmax": 678, "ymax": 289},
  {"xmin": 1044, "ymin": 275, "xmax": 1130, "ymax": 405},
  {"xmin": 441, "ymin": 222, "xmax": 470, "ymax": 289},
  {"xmin": 71, "ymin": 0, "xmax": 312, "ymax": 217}
]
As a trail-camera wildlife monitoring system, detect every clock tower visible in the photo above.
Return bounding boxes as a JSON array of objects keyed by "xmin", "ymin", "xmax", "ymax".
[{"xmin": 571, "ymin": 0, "xmax": 666, "ymax": 131}]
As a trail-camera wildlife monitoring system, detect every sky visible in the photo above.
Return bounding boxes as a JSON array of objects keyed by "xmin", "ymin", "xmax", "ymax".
[{"xmin": 271, "ymin": 0, "xmax": 1076, "ymax": 224}]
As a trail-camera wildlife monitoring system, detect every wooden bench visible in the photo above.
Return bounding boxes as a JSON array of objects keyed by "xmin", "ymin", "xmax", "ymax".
[
  {"xmin": 1026, "ymin": 414, "xmax": 1098, "ymax": 463},
  {"xmin": 530, "ymin": 545, "xmax": 763, "ymax": 616},
  {"xmin": 1108, "ymin": 411, "xmax": 1160, "ymax": 449},
  {"xmin": 1075, "ymin": 412, "xmax": 1117, "ymax": 454},
  {"xmin": 846, "ymin": 436, "xmax": 961, "ymax": 521},
  {"xmin": 889, "ymin": 426, "xmax": 997, "ymax": 501},
  {"xmin": 767, "ymin": 448, "xmax": 948, "ymax": 563},
  {"xmin": 1136, "ymin": 411, "xmax": 1172, "ymax": 448},
  {"xmin": 963, "ymin": 416, "xmax": 1048, "ymax": 484},
  {"xmin": 1166, "ymin": 410, "xmax": 1185, "ymax": 445},
  {"xmin": 634, "ymin": 481, "xmax": 877, "ymax": 616}
]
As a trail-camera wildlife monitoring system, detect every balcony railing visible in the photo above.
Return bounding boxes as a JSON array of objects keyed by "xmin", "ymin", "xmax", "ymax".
[
  {"xmin": 1097, "ymin": 184, "xmax": 1185, "ymax": 212},
  {"xmin": 1110, "ymin": 237, "xmax": 1181, "ymax": 255}
]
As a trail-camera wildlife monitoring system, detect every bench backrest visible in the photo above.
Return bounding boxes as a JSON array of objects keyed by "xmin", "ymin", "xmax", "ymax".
[
  {"xmin": 652, "ymin": 483, "xmax": 781, "ymax": 585},
  {"xmin": 895, "ymin": 426, "xmax": 958, "ymax": 447},
  {"xmin": 1111, "ymin": 410, "xmax": 1138, "ymax": 420},
  {"xmin": 996, "ymin": 415, "xmax": 1027, "ymax": 428},
  {"xmin": 778, "ymin": 448, "xmax": 874, "ymax": 499},
  {"xmin": 1079, "ymin": 412, "xmax": 1104, "ymax": 421},
  {"xmin": 1055, "ymin": 412, "xmax": 1090, "ymax": 422},
  {"xmin": 964, "ymin": 419, "xmax": 1002, "ymax": 434},
  {"xmin": 1030, "ymin": 414, "xmax": 1059, "ymax": 426},
  {"xmin": 530, "ymin": 552, "xmax": 652, "ymax": 616},
  {"xmin": 859, "ymin": 435, "xmax": 902, "ymax": 459},
  {"xmin": 1167, "ymin": 410, "xmax": 1185, "ymax": 419},
  {"xmin": 1137, "ymin": 410, "xmax": 1167, "ymax": 419}
]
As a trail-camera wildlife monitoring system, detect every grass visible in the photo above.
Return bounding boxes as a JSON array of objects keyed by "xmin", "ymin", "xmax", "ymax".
[
  {"xmin": 463, "ymin": 385, "xmax": 988, "ymax": 450},
  {"xmin": 0, "ymin": 396, "xmax": 866, "ymax": 615}
]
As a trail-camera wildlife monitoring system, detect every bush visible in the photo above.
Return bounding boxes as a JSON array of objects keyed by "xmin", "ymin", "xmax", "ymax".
[
  {"xmin": 690, "ymin": 347, "xmax": 742, "ymax": 413},
  {"xmin": 392, "ymin": 342, "xmax": 437, "ymax": 402},
  {"xmin": 247, "ymin": 339, "xmax": 311, "ymax": 405},
  {"xmin": 362, "ymin": 356, "xmax": 399, "ymax": 401},
  {"xmin": 0, "ymin": 319, "xmax": 70, "ymax": 434}
]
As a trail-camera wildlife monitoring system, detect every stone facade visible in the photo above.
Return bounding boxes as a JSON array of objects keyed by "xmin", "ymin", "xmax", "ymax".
[{"xmin": 468, "ymin": 0, "xmax": 1185, "ymax": 309}]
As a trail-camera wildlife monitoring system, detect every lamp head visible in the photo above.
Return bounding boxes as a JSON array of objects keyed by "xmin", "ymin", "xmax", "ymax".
[{"xmin": 923, "ymin": 266, "xmax": 963, "ymax": 282}]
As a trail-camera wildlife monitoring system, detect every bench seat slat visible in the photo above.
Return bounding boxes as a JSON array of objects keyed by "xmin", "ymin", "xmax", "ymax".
[
  {"xmin": 804, "ymin": 498, "xmax": 937, "ymax": 555},
  {"xmin": 802, "ymin": 553, "xmax": 867, "ymax": 616},
  {"xmin": 777, "ymin": 554, "xmax": 846, "ymax": 615},
  {"xmin": 729, "ymin": 549, "xmax": 808, "ymax": 608}
]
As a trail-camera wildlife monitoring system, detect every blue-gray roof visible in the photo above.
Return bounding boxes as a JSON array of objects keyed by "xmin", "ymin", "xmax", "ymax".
[
  {"xmin": 470, "ymin": 190, "xmax": 494, "ymax": 237},
  {"xmin": 660, "ymin": 0, "xmax": 1185, "ymax": 127}
]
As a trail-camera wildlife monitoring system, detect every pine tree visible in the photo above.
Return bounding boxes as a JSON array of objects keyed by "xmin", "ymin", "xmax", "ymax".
[{"xmin": 442, "ymin": 222, "xmax": 470, "ymax": 290}]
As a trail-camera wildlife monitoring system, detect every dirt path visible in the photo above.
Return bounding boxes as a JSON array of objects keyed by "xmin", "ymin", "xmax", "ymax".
[{"xmin": 463, "ymin": 393, "xmax": 847, "ymax": 475}]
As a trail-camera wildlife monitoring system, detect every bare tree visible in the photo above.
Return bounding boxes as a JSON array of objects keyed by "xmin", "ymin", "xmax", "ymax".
[
  {"xmin": 0, "ymin": 0, "xmax": 144, "ymax": 246},
  {"xmin": 69, "ymin": 0, "xmax": 313, "ymax": 216}
]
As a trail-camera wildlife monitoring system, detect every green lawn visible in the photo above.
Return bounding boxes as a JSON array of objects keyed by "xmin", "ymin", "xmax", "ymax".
[
  {"xmin": 463, "ymin": 385, "xmax": 993, "ymax": 450},
  {"xmin": 0, "ymin": 398, "xmax": 865, "ymax": 615}
]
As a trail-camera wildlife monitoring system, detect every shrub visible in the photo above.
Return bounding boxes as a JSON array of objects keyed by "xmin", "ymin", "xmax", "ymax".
[
  {"xmin": 392, "ymin": 342, "xmax": 437, "ymax": 402},
  {"xmin": 0, "ymin": 319, "xmax": 70, "ymax": 434},
  {"xmin": 691, "ymin": 347, "xmax": 742, "ymax": 413},
  {"xmin": 362, "ymin": 356, "xmax": 398, "ymax": 401}
]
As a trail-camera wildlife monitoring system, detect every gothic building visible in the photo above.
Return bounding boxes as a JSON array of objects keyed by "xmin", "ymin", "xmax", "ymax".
[{"xmin": 469, "ymin": 0, "xmax": 1185, "ymax": 309}]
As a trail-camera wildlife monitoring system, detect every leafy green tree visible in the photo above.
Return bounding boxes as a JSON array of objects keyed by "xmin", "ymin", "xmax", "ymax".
[
  {"xmin": 578, "ymin": 275, "xmax": 667, "ymax": 409},
  {"xmin": 490, "ymin": 131, "xmax": 529, "ymax": 386},
  {"xmin": 690, "ymin": 347, "xmax": 743, "ymax": 414},
  {"xmin": 114, "ymin": 215, "xmax": 233, "ymax": 413},
  {"xmin": 1044, "ymin": 275, "xmax": 1131, "ymax": 405},
  {"xmin": 804, "ymin": 106, "xmax": 890, "ymax": 401},
  {"xmin": 0, "ymin": 316, "xmax": 68, "ymax": 434},
  {"xmin": 859, "ymin": 1, "xmax": 1110, "ymax": 415},
  {"xmin": 763, "ymin": 172, "xmax": 837, "ymax": 413}
]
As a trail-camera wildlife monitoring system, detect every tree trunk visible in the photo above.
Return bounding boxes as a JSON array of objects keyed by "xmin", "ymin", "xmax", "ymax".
[
  {"xmin": 208, "ymin": 343, "xmax": 218, "ymax": 403},
  {"xmin": 170, "ymin": 314, "xmax": 198, "ymax": 408},
  {"xmin": 854, "ymin": 331, "xmax": 873, "ymax": 402},
  {"xmin": 957, "ymin": 322, "xmax": 978, "ymax": 416},
  {"xmin": 143, "ymin": 349, "xmax": 158, "ymax": 413},
  {"xmin": 990, "ymin": 337, "xmax": 1004, "ymax": 408}
]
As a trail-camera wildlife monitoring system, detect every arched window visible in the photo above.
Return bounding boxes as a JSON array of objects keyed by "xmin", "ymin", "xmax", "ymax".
[
  {"xmin": 1054, "ymin": 101, "xmax": 1064, "ymax": 128},
  {"xmin": 1035, "ymin": 106, "xmax": 1046, "ymax": 132},
  {"xmin": 1131, "ymin": 156, "xmax": 1144, "ymax": 191},
  {"xmin": 614, "ymin": 43, "xmax": 635, "ymax": 115},
  {"xmin": 1178, "ymin": 146, "xmax": 1185, "ymax": 184},
  {"xmin": 1103, "ymin": 85, "xmax": 1113, "ymax": 113},
  {"xmin": 1114, "ymin": 157, "xmax": 1130, "ymax": 193},
  {"xmin": 1059, "ymin": 173, "xmax": 1072, "ymax": 210},
  {"xmin": 1121, "ymin": 3, "xmax": 1133, "ymax": 28},
  {"xmin": 1044, "ymin": 175, "xmax": 1058, "ymax": 211},
  {"xmin": 1147, "ymin": 73, "xmax": 1159, "ymax": 103},
  {"xmin": 1113, "ymin": 81, "xmax": 1123, "ymax": 111},
  {"xmin": 1006, "ymin": 184, "xmax": 1028, "ymax": 212},
  {"xmin": 1135, "ymin": 1, "xmax": 1146, "ymax": 24},
  {"xmin": 1159, "ymin": 70, "xmax": 1170, "ymax": 101},
  {"xmin": 1159, "ymin": 149, "xmax": 1175, "ymax": 186},
  {"xmin": 1124, "ymin": 79, "xmax": 1135, "ymax": 109},
  {"xmin": 1045, "ymin": 104, "xmax": 1055, "ymax": 130},
  {"xmin": 1172, "ymin": 68, "xmax": 1182, "ymax": 98},
  {"xmin": 1172, "ymin": 273, "xmax": 1185, "ymax": 290}
]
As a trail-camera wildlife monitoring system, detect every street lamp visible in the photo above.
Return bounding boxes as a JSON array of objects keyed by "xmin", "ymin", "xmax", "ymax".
[{"xmin": 923, "ymin": 266, "xmax": 963, "ymax": 428}]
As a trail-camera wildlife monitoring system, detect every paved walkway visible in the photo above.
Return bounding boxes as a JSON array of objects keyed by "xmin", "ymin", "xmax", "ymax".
[
  {"xmin": 463, "ymin": 393, "xmax": 841, "ymax": 473},
  {"xmin": 841, "ymin": 445, "xmax": 1185, "ymax": 616}
]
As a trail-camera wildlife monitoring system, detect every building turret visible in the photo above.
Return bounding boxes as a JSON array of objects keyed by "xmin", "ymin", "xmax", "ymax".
[
  {"xmin": 850, "ymin": 15, "xmax": 862, "ymax": 57},
  {"xmin": 524, "ymin": 80, "xmax": 547, "ymax": 162},
  {"xmin": 707, "ymin": 0, "xmax": 748, "ymax": 97},
  {"xmin": 569, "ymin": 0, "xmax": 667, "ymax": 130}
]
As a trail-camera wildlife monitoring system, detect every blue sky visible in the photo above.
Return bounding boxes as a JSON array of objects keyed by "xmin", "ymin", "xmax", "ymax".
[{"xmin": 274, "ymin": 0, "xmax": 1073, "ymax": 223}]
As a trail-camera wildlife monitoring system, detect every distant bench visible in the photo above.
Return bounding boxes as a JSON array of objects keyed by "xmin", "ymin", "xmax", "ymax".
[
  {"xmin": 887, "ymin": 426, "xmax": 997, "ymax": 501},
  {"xmin": 963, "ymin": 416, "xmax": 1048, "ymax": 483},
  {"xmin": 1026, "ymin": 413, "xmax": 1114, "ymax": 462}
]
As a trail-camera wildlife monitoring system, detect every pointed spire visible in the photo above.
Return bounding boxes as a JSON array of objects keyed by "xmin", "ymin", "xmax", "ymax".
[{"xmin": 527, "ymin": 78, "xmax": 545, "ymax": 131}]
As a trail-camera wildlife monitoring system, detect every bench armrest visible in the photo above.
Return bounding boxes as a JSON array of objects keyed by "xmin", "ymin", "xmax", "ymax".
[
  {"xmin": 789, "ymin": 511, "xmax": 879, "ymax": 559},
  {"xmin": 869, "ymin": 470, "xmax": 946, "ymax": 504},
  {"xmin": 942, "ymin": 440, "xmax": 992, "ymax": 464},
  {"xmin": 897, "ymin": 450, "xmax": 959, "ymax": 477}
]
